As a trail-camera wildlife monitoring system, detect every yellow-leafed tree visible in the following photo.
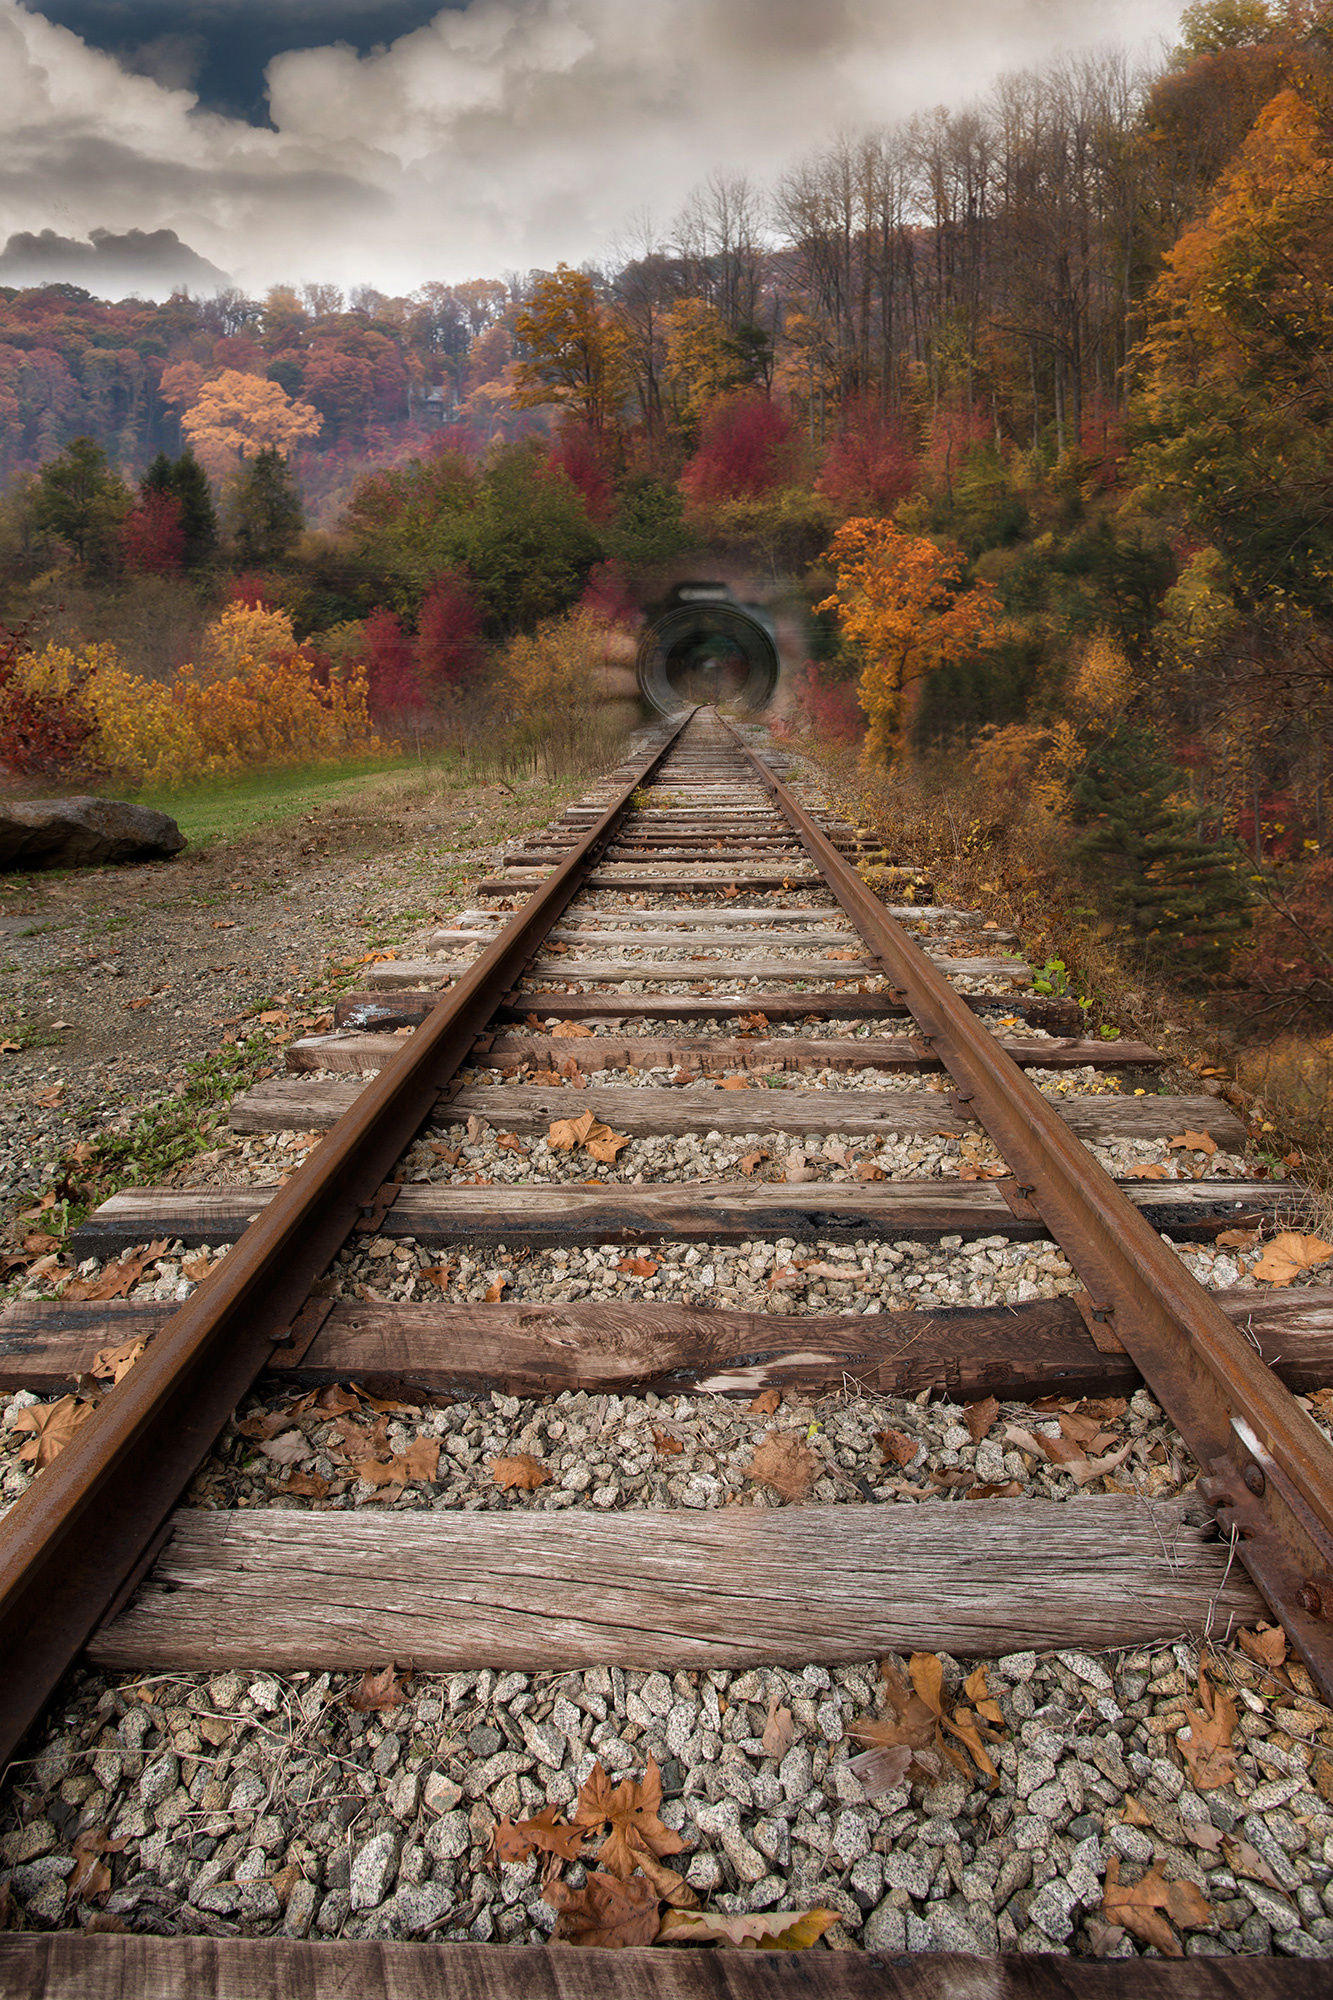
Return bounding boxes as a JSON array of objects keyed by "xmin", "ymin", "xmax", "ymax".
[
  {"xmin": 181, "ymin": 370, "xmax": 322, "ymax": 477},
  {"xmin": 512, "ymin": 266, "xmax": 626, "ymax": 435},
  {"xmin": 819, "ymin": 519, "xmax": 1001, "ymax": 763}
]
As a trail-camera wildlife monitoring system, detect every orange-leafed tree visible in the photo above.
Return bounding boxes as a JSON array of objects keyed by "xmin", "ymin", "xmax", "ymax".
[
  {"xmin": 512, "ymin": 266, "xmax": 626, "ymax": 435},
  {"xmin": 819, "ymin": 520, "xmax": 1000, "ymax": 763},
  {"xmin": 181, "ymin": 369, "xmax": 322, "ymax": 477}
]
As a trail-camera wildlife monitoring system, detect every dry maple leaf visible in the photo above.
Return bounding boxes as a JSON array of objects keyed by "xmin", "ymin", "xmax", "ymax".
[
  {"xmin": 91, "ymin": 1338, "xmax": 146, "ymax": 1385},
  {"xmin": 1168, "ymin": 1131, "xmax": 1218, "ymax": 1156},
  {"xmin": 586, "ymin": 1123, "xmax": 631, "ymax": 1164},
  {"xmin": 653, "ymin": 1429, "xmax": 684, "ymax": 1455},
  {"xmin": 549, "ymin": 1109, "xmax": 598, "ymax": 1151},
  {"xmin": 618, "ymin": 1255, "xmax": 659, "ymax": 1277},
  {"xmin": 761, "ymin": 1696, "xmax": 794, "ymax": 1759},
  {"xmin": 1215, "ymin": 1226, "xmax": 1258, "ymax": 1250},
  {"xmin": 490, "ymin": 1452, "xmax": 552, "ymax": 1491},
  {"xmin": 1102, "ymin": 1857, "xmax": 1212, "ymax": 1957},
  {"xmin": 421, "ymin": 1262, "xmax": 454, "ymax": 1288},
  {"xmin": 12, "ymin": 1395, "xmax": 94, "ymax": 1468},
  {"xmin": 1176, "ymin": 1668, "xmax": 1238, "ymax": 1790},
  {"xmin": 490, "ymin": 1804, "xmax": 585, "ymax": 1867},
  {"xmin": 1252, "ymin": 1231, "xmax": 1333, "ymax": 1286},
  {"xmin": 744, "ymin": 1429, "xmax": 819, "ymax": 1502},
  {"xmin": 848, "ymin": 1660, "xmax": 941, "ymax": 1794},
  {"xmin": 749, "ymin": 1387, "xmax": 781, "ymax": 1416},
  {"xmin": 739, "ymin": 1148, "xmax": 769, "ymax": 1176},
  {"xmin": 548, "ymin": 1868, "xmax": 661, "ymax": 1948},
  {"xmin": 572, "ymin": 1758, "xmax": 690, "ymax": 1901},
  {"xmin": 964, "ymin": 1396, "xmax": 1000, "ymax": 1445},
  {"xmin": 657, "ymin": 1905, "xmax": 839, "ymax": 1949},
  {"xmin": 347, "ymin": 1664, "xmax": 411, "ymax": 1712}
]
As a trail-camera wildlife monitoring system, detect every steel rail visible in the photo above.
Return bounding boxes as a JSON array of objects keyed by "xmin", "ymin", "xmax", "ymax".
[
  {"xmin": 0, "ymin": 712, "xmax": 692, "ymax": 1768},
  {"xmin": 720, "ymin": 716, "xmax": 1333, "ymax": 1700}
]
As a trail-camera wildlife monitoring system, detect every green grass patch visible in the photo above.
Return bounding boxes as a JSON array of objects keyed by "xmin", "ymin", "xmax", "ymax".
[{"xmin": 131, "ymin": 753, "xmax": 431, "ymax": 848}]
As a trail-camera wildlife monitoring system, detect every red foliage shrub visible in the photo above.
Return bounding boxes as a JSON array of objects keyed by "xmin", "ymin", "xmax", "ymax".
[
  {"xmin": 229, "ymin": 573, "xmax": 278, "ymax": 610},
  {"xmin": 923, "ymin": 398, "xmax": 992, "ymax": 495},
  {"xmin": 0, "ymin": 630, "xmax": 98, "ymax": 776},
  {"xmin": 414, "ymin": 572, "xmax": 484, "ymax": 691},
  {"xmin": 120, "ymin": 492, "xmax": 184, "ymax": 575},
  {"xmin": 783, "ymin": 662, "xmax": 863, "ymax": 745},
  {"xmin": 680, "ymin": 394, "xmax": 799, "ymax": 506},
  {"xmin": 818, "ymin": 403, "xmax": 916, "ymax": 514},
  {"xmin": 1079, "ymin": 394, "xmax": 1128, "ymax": 490},
  {"xmin": 360, "ymin": 608, "xmax": 420, "ymax": 713},
  {"xmin": 579, "ymin": 561, "xmax": 640, "ymax": 627},
  {"xmin": 551, "ymin": 426, "xmax": 614, "ymax": 521}
]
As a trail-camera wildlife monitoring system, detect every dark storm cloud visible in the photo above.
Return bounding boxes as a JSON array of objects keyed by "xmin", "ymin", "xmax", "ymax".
[
  {"xmin": 0, "ymin": 224, "xmax": 229, "ymax": 295},
  {"xmin": 20, "ymin": 2, "xmax": 452, "ymax": 119}
]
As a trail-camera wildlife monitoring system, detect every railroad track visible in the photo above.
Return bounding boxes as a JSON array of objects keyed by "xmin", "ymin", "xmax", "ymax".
[{"xmin": 0, "ymin": 705, "xmax": 1331, "ymax": 1993}]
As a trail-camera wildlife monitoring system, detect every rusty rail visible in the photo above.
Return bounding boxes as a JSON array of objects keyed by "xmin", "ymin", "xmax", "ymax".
[
  {"xmin": 722, "ymin": 716, "xmax": 1333, "ymax": 1701},
  {"xmin": 0, "ymin": 714, "xmax": 692, "ymax": 1768}
]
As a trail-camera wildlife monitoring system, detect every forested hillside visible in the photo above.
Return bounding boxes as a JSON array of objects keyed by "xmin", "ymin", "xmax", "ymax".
[{"xmin": 0, "ymin": 1, "xmax": 1330, "ymax": 1123}]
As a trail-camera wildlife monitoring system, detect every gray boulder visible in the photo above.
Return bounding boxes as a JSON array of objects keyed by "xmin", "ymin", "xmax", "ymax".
[{"xmin": 0, "ymin": 797, "xmax": 186, "ymax": 870}]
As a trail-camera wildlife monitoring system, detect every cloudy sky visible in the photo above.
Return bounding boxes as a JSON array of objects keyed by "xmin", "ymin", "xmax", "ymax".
[{"xmin": 0, "ymin": 0, "xmax": 1186, "ymax": 297}]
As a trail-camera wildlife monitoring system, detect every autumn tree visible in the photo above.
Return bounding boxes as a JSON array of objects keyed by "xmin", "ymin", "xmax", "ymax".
[
  {"xmin": 819, "ymin": 519, "xmax": 1001, "ymax": 762},
  {"xmin": 512, "ymin": 266, "xmax": 626, "ymax": 435},
  {"xmin": 181, "ymin": 369, "xmax": 322, "ymax": 477},
  {"xmin": 679, "ymin": 394, "xmax": 800, "ymax": 508}
]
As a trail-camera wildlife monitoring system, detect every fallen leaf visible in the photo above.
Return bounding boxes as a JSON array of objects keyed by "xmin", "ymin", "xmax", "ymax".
[
  {"xmin": 421, "ymin": 1262, "xmax": 454, "ymax": 1288},
  {"xmin": 744, "ymin": 1429, "xmax": 819, "ymax": 1501},
  {"xmin": 259, "ymin": 1431, "xmax": 310, "ymax": 1467},
  {"xmin": 257, "ymin": 1009, "xmax": 288, "ymax": 1027},
  {"xmin": 875, "ymin": 1428, "xmax": 918, "ymax": 1468},
  {"xmin": 1216, "ymin": 1227, "xmax": 1258, "ymax": 1249},
  {"xmin": 549, "ymin": 1110, "xmax": 598, "ymax": 1150},
  {"xmin": 739, "ymin": 1149, "xmax": 769, "ymax": 1175},
  {"xmin": 718, "ymin": 1076, "xmax": 749, "ymax": 1090},
  {"xmin": 1169, "ymin": 1131, "xmax": 1218, "ymax": 1156},
  {"xmin": 618, "ymin": 1255, "xmax": 660, "ymax": 1277},
  {"xmin": 963, "ymin": 1665, "xmax": 1006, "ymax": 1727},
  {"xmin": 1225, "ymin": 1836, "xmax": 1288, "ymax": 1892},
  {"xmin": 353, "ymin": 1439, "xmax": 440, "ymax": 1489},
  {"xmin": 31, "ymin": 1083, "xmax": 66, "ymax": 1107},
  {"xmin": 12, "ymin": 1395, "xmax": 94, "ymax": 1467},
  {"xmin": 63, "ymin": 1239, "xmax": 169, "ymax": 1304},
  {"xmin": 1238, "ymin": 1623, "xmax": 1287, "ymax": 1671},
  {"xmin": 966, "ymin": 1480, "xmax": 1024, "ymax": 1498},
  {"xmin": 573, "ymin": 1758, "xmax": 689, "ymax": 1899},
  {"xmin": 657, "ymin": 1905, "xmax": 839, "ymax": 1949},
  {"xmin": 1177, "ymin": 1668, "xmax": 1238, "ymax": 1790},
  {"xmin": 964, "ymin": 1396, "xmax": 1000, "ymax": 1445},
  {"xmin": 1128, "ymin": 1163, "xmax": 1172, "ymax": 1180},
  {"xmin": 495, "ymin": 1133, "xmax": 528, "ymax": 1154},
  {"xmin": 748, "ymin": 1387, "xmax": 781, "ymax": 1416},
  {"xmin": 586, "ymin": 1123, "xmax": 631, "ymax": 1164},
  {"xmin": 852, "ymin": 1159, "xmax": 887, "ymax": 1181},
  {"xmin": 761, "ymin": 1697, "xmax": 794, "ymax": 1759},
  {"xmin": 1102, "ymin": 1856, "xmax": 1212, "ymax": 1957},
  {"xmin": 554, "ymin": 1020, "xmax": 595, "ymax": 1037},
  {"xmin": 1252, "ymin": 1232, "xmax": 1333, "ymax": 1286},
  {"xmin": 490, "ymin": 1804, "xmax": 585, "ymax": 1867},
  {"xmin": 65, "ymin": 1828, "xmax": 126, "ymax": 1906},
  {"xmin": 737, "ymin": 1012, "xmax": 769, "ymax": 1033},
  {"xmin": 549, "ymin": 1869, "xmax": 660, "ymax": 1947},
  {"xmin": 347, "ymin": 1665, "xmax": 411, "ymax": 1712},
  {"xmin": 181, "ymin": 1250, "xmax": 213, "ymax": 1282},
  {"xmin": 490, "ymin": 1453, "xmax": 552, "ymax": 1491},
  {"xmin": 90, "ymin": 1338, "xmax": 146, "ymax": 1385},
  {"xmin": 484, "ymin": 1274, "xmax": 509, "ymax": 1302},
  {"xmin": 283, "ymin": 1469, "xmax": 330, "ymax": 1499},
  {"xmin": 653, "ymin": 1429, "xmax": 684, "ymax": 1455}
]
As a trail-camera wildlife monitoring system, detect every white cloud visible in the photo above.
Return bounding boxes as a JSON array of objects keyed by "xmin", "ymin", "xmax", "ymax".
[{"xmin": 0, "ymin": 0, "xmax": 1186, "ymax": 292}]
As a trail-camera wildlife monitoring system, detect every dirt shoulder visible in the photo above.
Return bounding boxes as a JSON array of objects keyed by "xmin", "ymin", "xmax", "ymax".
[{"xmin": 0, "ymin": 763, "xmax": 586, "ymax": 1243}]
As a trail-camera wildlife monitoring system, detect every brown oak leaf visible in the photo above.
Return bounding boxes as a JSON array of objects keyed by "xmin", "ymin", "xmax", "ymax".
[
  {"xmin": 347, "ymin": 1664, "xmax": 411, "ymax": 1712},
  {"xmin": 490, "ymin": 1453, "xmax": 552, "ymax": 1491}
]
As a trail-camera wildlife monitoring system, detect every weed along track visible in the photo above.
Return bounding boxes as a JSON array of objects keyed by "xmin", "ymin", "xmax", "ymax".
[{"xmin": 1, "ymin": 708, "xmax": 1332, "ymax": 1990}]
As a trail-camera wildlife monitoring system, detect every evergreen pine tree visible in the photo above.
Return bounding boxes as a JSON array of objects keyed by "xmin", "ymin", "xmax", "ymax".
[
  {"xmin": 229, "ymin": 446, "xmax": 304, "ymax": 566},
  {"xmin": 1071, "ymin": 724, "xmax": 1250, "ymax": 980},
  {"xmin": 169, "ymin": 450, "xmax": 219, "ymax": 569},
  {"xmin": 141, "ymin": 450, "xmax": 174, "ymax": 497}
]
